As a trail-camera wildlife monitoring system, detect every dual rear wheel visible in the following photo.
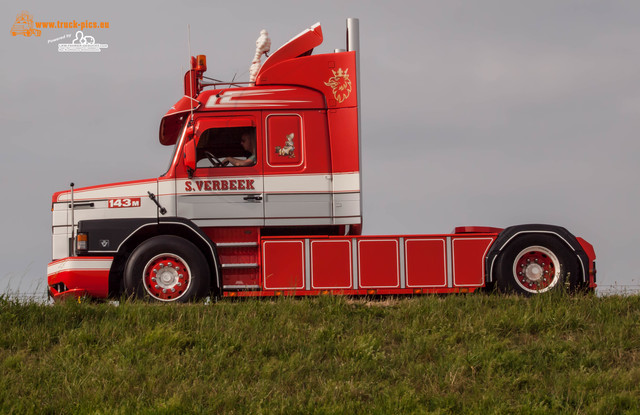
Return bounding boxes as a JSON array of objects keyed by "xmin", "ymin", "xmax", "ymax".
[{"xmin": 494, "ymin": 234, "xmax": 580, "ymax": 295}]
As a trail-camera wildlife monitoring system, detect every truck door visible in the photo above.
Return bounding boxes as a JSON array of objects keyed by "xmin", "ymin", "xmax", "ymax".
[
  {"xmin": 262, "ymin": 111, "xmax": 332, "ymax": 226},
  {"xmin": 177, "ymin": 115, "xmax": 264, "ymax": 227}
]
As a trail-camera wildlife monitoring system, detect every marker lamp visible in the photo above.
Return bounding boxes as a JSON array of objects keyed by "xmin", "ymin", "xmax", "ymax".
[
  {"xmin": 196, "ymin": 55, "xmax": 207, "ymax": 72},
  {"xmin": 76, "ymin": 233, "xmax": 88, "ymax": 251}
]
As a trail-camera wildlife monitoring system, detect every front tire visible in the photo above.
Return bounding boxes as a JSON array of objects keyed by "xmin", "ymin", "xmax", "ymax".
[
  {"xmin": 124, "ymin": 235, "xmax": 209, "ymax": 302},
  {"xmin": 494, "ymin": 234, "xmax": 579, "ymax": 295}
]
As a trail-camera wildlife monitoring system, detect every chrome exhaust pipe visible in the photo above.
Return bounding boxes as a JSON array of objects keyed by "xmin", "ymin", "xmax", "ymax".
[
  {"xmin": 70, "ymin": 182, "xmax": 75, "ymax": 256},
  {"xmin": 346, "ymin": 17, "xmax": 363, "ymax": 228}
]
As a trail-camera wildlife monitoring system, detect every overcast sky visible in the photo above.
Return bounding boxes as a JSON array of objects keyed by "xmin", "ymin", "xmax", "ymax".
[{"xmin": 2, "ymin": 1, "xmax": 639, "ymax": 297}]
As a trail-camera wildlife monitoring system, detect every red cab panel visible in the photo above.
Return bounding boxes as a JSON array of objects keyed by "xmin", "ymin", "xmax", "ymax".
[
  {"xmin": 266, "ymin": 114, "xmax": 303, "ymax": 168},
  {"xmin": 328, "ymin": 107, "xmax": 359, "ymax": 174},
  {"xmin": 257, "ymin": 52, "xmax": 357, "ymax": 110},
  {"xmin": 199, "ymin": 86, "xmax": 325, "ymax": 111}
]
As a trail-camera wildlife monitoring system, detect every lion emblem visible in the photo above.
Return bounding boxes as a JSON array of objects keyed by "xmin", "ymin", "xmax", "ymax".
[{"xmin": 324, "ymin": 68, "xmax": 352, "ymax": 103}]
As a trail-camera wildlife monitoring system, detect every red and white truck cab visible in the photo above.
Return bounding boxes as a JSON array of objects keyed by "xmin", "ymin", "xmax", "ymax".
[{"xmin": 47, "ymin": 19, "xmax": 596, "ymax": 302}]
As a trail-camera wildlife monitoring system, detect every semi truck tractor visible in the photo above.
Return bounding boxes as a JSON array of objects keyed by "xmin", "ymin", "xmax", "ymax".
[{"xmin": 47, "ymin": 19, "xmax": 596, "ymax": 302}]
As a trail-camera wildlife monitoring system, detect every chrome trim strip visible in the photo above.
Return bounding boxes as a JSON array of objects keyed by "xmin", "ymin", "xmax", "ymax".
[
  {"xmin": 216, "ymin": 242, "xmax": 258, "ymax": 248},
  {"xmin": 399, "ymin": 237, "xmax": 406, "ymax": 289},
  {"xmin": 223, "ymin": 285, "xmax": 260, "ymax": 290},
  {"xmin": 446, "ymin": 237, "xmax": 453, "ymax": 288},
  {"xmin": 352, "ymin": 238, "xmax": 358, "ymax": 290},
  {"xmin": 305, "ymin": 239, "xmax": 311, "ymax": 290},
  {"xmin": 221, "ymin": 263, "xmax": 258, "ymax": 269}
]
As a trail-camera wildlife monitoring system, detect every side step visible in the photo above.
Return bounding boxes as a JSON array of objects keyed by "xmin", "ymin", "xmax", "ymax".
[
  {"xmin": 221, "ymin": 263, "xmax": 258, "ymax": 269},
  {"xmin": 217, "ymin": 240, "xmax": 260, "ymax": 290},
  {"xmin": 216, "ymin": 242, "xmax": 258, "ymax": 248}
]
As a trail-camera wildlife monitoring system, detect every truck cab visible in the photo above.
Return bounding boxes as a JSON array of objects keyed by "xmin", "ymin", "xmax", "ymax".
[
  {"xmin": 168, "ymin": 85, "xmax": 359, "ymax": 230},
  {"xmin": 48, "ymin": 21, "xmax": 364, "ymax": 300}
]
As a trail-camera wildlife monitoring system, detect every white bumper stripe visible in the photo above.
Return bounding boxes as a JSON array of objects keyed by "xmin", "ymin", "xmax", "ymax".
[
  {"xmin": 47, "ymin": 258, "xmax": 114, "ymax": 277},
  {"xmin": 175, "ymin": 172, "xmax": 360, "ymax": 195}
]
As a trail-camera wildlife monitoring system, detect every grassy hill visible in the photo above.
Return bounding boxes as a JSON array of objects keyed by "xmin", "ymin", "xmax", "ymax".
[{"xmin": 1, "ymin": 293, "xmax": 639, "ymax": 414}]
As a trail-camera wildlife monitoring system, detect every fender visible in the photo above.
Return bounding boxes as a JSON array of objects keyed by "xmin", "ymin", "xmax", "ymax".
[
  {"xmin": 77, "ymin": 217, "xmax": 222, "ymax": 292},
  {"xmin": 78, "ymin": 218, "xmax": 157, "ymax": 254},
  {"xmin": 485, "ymin": 224, "xmax": 592, "ymax": 284}
]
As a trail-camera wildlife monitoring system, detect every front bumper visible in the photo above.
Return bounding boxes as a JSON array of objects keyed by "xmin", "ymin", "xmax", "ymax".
[{"xmin": 47, "ymin": 257, "xmax": 113, "ymax": 300}]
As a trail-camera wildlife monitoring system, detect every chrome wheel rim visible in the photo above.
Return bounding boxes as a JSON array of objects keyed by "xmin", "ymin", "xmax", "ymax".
[
  {"xmin": 512, "ymin": 245, "xmax": 561, "ymax": 293},
  {"xmin": 142, "ymin": 253, "xmax": 192, "ymax": 301}
]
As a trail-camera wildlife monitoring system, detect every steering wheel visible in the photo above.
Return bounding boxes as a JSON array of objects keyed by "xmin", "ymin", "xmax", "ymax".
[{"xmin": 204, "ymin": 151, "xmax": 224, "ymax": 167}]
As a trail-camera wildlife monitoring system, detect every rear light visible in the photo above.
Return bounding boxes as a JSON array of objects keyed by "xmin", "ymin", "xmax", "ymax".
[{"xmin": 76, "ymin": 233, "xmax": 88, "ymax": 251}]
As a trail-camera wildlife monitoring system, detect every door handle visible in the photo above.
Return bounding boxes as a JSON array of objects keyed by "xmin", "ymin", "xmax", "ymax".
[
  {"xmin": 67, "ymin": 202, "xmax": 95, "ymax": 208},
  {"xmin": 243, "ymin": 195, "xmax": 263, "ymax": 201}
]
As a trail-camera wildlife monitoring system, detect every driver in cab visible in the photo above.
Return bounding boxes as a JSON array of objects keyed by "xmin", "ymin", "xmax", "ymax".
[{"xmin": 223, "ymin": 133, "xmax": 256, "ymax": 167}]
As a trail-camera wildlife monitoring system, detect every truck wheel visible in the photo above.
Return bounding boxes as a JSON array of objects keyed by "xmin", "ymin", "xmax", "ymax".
[
  {"xmin": 494, "ymin": 234, "xmax": 578, "ymax": 295},
  {"xmin": 124, "ymin": 235, "xmax": 209, "ymax": 302}
]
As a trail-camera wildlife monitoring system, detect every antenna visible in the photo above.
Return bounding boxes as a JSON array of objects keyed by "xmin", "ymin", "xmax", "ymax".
[
  {"xmin": 69, "ymin": 182, "xmax": 75, "ymax": 256},
  {"xmin": 187, "ymin": 24, "xmax": 195, "ymax": 122}
]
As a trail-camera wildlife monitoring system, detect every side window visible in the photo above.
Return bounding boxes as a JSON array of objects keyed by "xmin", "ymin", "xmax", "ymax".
[
  {"xmin": 196, "ymin": 126, "xmax": 257, "ymax": 168},
  {"xmin": 266, "ymin": 114, "xmax": 303, "ymax": 167}
]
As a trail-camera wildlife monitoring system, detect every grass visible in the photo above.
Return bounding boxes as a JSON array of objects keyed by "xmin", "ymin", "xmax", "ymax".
[{"xmin": 1, "ymin": 293, "xmax": 639, "ymax": 414}]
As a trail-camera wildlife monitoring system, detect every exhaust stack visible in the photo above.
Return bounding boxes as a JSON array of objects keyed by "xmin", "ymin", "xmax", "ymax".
[{"xmin": 346, "ymin": 17, "xmax": 363, "ymax": 229}]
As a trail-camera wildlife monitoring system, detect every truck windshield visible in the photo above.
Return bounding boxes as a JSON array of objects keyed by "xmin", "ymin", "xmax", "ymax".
[{"xmin": 160, "ymin": 122, "xmax": 187, "ymax": 177}]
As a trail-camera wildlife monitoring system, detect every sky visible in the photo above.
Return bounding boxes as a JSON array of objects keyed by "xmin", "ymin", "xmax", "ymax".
[{"xmin": 1, "ymin": 1, "xmax": 639, "ymax": 297}]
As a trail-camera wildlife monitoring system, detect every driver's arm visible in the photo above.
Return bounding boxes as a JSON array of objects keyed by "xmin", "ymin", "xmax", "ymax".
[{"xmin": 223, "ymin": 156, "xmax": 255, "ymax": 167}]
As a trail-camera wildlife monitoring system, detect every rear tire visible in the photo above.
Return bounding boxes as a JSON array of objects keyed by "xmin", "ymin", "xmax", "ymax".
[
  {"xmin": 494, "ymin": 234, "xmax": 579, "ymax": 295},
  {"xmin": 124, "ymin": 235, "xmax": 209, "ymax": 302}
]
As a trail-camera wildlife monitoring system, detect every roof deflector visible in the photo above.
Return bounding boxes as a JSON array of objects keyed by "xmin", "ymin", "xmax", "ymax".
[{"xmin": 256, "ymin": 23, "xmax": 323, "ymax": 79}]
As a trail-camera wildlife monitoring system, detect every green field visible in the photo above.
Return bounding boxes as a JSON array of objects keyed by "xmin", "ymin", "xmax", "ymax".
[{"xmin": 1, "ymin": 293, "xmax": 639, "ymax": 414}]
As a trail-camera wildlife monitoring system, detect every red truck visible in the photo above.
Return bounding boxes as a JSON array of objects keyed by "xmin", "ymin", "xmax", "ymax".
[{"xmin": 47, "ymin": 19, "xmax": 596, "ymax": 302}]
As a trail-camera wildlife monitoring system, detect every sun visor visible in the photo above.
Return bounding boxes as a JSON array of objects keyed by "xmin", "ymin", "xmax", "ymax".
[
  {"xmin": 159, "ymin": 96, "xmax": 200, "ymax": 146},
  {"xmin": 195, "ymin": 117, "xmax": 255, "ymax": 135}
]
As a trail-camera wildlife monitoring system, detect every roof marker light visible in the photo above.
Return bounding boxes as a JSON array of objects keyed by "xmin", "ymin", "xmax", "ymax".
[{"xmin": 196, "ymin": 55, "xmax": 207, "ymax": 72}]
